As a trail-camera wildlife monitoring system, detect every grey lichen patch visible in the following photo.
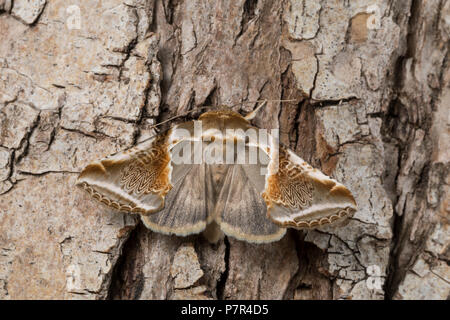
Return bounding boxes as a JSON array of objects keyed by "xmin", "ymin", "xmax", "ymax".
[
  {"xmin": 170, "ymin": 243, "xmax": 204, "ymax": 289},
  {"xmin": 11, "ymin": 0, "xmax": 46, "ymax": 25}
]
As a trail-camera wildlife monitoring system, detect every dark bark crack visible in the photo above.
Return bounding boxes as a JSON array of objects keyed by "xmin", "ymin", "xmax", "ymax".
[
  {"xmin": 216, "ymin": 236, "xmax": 230, "ymax": 300},
  {"xmin": 107, "ymin": 223, "xmax": 143, "ymax": 300}
]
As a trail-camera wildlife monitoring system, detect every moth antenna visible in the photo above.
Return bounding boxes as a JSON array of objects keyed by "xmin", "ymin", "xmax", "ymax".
[
  {"xmin": 147, "ymin": 106, "xmax": 211, "ymax": 130},
  {"xmin": 244, "ymin": 100, "xmax": 268, "ymax": 120},
  {"xmin": 137, "ymin": 106, "xmax": 211, "ymax": 144},
  {"xmin": 242, "ymin": 99, "xmax": 299, "ymax": 120}
]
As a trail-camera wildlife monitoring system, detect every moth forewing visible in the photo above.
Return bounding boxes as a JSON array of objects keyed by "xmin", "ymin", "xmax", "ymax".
[
  {"xmin": 263, "ymin": 147, "xmax": 357, "ymax": 229},
  {"xmin": 75, "ymin": 135, "xmax": 169, "ymax": 215}
]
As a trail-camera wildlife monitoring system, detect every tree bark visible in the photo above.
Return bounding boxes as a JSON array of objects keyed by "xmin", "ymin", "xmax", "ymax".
[{"xmin": 0, "ymin": 0, "xmax": 448, "ymax": 299}]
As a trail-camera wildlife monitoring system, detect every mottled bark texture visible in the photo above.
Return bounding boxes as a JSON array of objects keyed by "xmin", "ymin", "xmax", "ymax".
[{"xmin": 0, "ymin": 0, "xmax": 448, "ymax": 300}]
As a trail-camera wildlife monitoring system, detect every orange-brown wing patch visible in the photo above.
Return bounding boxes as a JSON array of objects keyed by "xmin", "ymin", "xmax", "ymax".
[
  {"xmin": 76, "ymin": 131, "xmax": 173, "ymax": 215},
  {"xmin": 120, "ymin": 134, "xmax": 172, "ymax": 197},
  {"xmin": 262, "ymin": 146, "xmax": 357, "ymax": 230},
  {"xmin": 262, "ymin": 147, "xmax": 314, "ymax": 210}
]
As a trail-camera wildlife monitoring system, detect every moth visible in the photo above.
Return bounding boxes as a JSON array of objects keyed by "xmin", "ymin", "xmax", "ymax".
[{"xmin": 76, "ymin": 103, "xmax": 357, "ymax": 243}]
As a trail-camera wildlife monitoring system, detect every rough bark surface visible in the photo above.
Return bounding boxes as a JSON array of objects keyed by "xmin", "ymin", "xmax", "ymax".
[{"xmin": 0, "ymin": 0, "xmax": 448, "ymax": 299}]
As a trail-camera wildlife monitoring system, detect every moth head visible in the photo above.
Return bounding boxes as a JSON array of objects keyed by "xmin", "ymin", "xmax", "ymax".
[
  {"xmin": 199, "ymin": 108, "xmax": 247, "ymax": 120},
  {"xmin": 198, "ymin": 109, "xmax": 251, "ymax": 130}
]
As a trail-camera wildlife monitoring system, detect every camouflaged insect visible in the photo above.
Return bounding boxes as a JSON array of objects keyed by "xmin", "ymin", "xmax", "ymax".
[{"xmin": 77, "ymin": 104, "xmax": 357, "ymax": 243}]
